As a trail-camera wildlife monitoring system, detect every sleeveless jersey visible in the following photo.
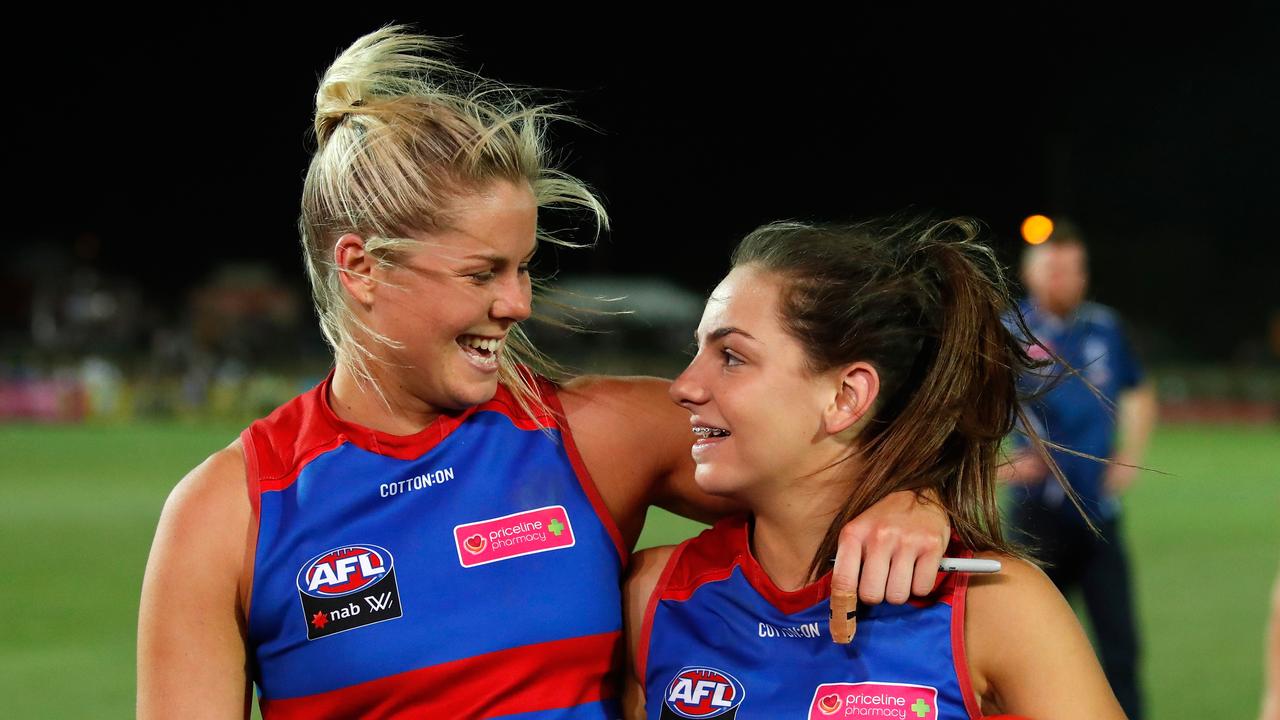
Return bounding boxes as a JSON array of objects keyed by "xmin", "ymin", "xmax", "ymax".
[
  {"xmin": 242, "ymin": 372, "xmax": 626, "ymax": 719},
  {"xmin": 639, "ymin": 517, "xmax": 983, "ymax": 719}
]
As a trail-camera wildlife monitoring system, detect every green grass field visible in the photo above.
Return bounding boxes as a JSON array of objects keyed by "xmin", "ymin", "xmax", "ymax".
[{"xmin": 1, "ymin": 423, "xmax": 1275, "ymax": 718}]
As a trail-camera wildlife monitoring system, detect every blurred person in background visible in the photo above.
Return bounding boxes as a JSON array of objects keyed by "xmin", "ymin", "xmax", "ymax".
[
  {"xmin": 1262, "ymin": 560, "xmax": 1280, "ymax": 720},
  {"xmin": 136, "ymin": 27, "xmax": 950, "ymax": 719},
  {"xmin": 1000, "ymin": 222, "xmax": 1158, "ymax": 719}
]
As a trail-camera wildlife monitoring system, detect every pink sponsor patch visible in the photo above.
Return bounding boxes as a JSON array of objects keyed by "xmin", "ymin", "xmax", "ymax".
[
  {"xmin": 454, "ymin": 505, "xmax": 575, "ymax": 568},
  {"xmin": 808, "ymin": 682, "xmax": 938, "ymax": 719}
]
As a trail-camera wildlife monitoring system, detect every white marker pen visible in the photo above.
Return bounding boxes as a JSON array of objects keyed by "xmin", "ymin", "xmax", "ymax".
[{"xmin": 939, "ymin": 557, "xmax": 1002, "ymax": 573}]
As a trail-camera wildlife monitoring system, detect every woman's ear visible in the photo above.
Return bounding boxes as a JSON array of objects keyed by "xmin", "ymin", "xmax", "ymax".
[
  {"xmin": 824, "ymin": 362, "xmax": 880, "ymax": 435},
  {"xmin": 335, "ymin": 233, "xmax": 377, "ymax": 306}
]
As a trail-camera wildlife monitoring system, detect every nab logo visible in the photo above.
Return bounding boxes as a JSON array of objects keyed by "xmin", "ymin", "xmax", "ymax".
[
  {"xmin": 295, "ymin": 544, "xmax": 402, "ymax": 640},
  {"xmin": 297, "ymin": 545, "xmax": 392, "ymax": 597},
  {"xmin": 662, "ymin": 666, "xmax": 745, "ymax": 719}
]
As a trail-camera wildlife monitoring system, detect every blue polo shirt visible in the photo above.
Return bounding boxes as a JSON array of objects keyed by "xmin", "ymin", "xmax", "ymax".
[{"xmin": 1008, "ymin": 300, "xmax": 1145, "ymax": 523}]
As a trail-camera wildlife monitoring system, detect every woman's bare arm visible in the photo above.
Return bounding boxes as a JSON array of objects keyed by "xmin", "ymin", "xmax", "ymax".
[
  {"xmin": 966, "ymin": 554, "xmax": 1126, "ymax": 719},
  {"xmin": 622, "ymin": 546, "xmax": 677, "ymax": 720},
  {"xmin": 137, "ymin": 442, "xmax": 254, "ymax": 719}
]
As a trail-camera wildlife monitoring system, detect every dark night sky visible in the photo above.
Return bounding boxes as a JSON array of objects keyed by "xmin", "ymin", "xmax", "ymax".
[{"xmin": 11, "ymin": 7, "xmax": 1280, "ymax": 361}]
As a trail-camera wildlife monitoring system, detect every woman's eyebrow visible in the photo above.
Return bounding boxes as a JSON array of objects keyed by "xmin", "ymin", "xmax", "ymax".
[
  {"xmin": 698, "ymin": 326, "xmax": 759, "ymax": 344},
  {"xmin": 457, "ymin": 240, "xmax": 539, "ymax": 265}
]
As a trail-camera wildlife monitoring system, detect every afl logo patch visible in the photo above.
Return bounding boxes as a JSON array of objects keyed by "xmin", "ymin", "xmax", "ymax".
[
  {"xmin": 662, "ymin": 666, "xmax": 745, "ymax": 719},
  {"xmin": 296, "ymin": 544, "xmax": 402, "ymax": 640}
]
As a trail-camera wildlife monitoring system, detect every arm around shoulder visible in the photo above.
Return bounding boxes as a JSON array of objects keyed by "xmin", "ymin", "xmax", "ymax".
[
  {"xmin": 964, "ymin": 554, "xmax": 1127, "ymax": 719},
  {"xmin": 137, "ymin": 441, "xmax": 255, "ymax": 719},
  {"xmin": 559, "ymin": 375, "xmax": 739, "ymax": 540}
]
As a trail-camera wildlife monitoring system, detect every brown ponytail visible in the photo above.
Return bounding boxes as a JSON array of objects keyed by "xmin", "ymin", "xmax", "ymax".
[{"xmin": 730, "ymin": 217, "xmax": 1071, "ymax": 581}]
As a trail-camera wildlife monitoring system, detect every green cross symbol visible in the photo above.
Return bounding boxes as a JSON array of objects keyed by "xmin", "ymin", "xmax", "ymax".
[
  {"xmin": 910, "ymin": 698, "xmax": 931, "ymax": 718},
  {"xmin": 548, "ymin": 518, "xmax": 565, "ymax": 536}
]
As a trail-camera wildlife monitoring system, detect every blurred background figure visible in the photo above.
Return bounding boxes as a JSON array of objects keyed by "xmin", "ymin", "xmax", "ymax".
[
  {"xmin": 1263, "ymin": 561, "xmax": 1280, "ymax": 720},
  {"xmin": 1001, "ymin": 222, "xmax": 1158, "ymax": 720}
]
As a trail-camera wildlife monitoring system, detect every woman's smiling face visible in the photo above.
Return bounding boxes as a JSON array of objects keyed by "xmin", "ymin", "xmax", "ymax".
[
  {"xmin": 357, "ymin": 179, "xmax": 538, "ymax": 413},
  {"xmin": 668, "ymin": 265, "xmax": 843, "ymax": 498}
]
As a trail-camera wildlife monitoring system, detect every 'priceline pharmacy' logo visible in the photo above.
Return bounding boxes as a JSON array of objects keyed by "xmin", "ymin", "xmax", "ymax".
[
  {"xmin": 454, "ymin": 505, "xmax": 575, "ymax": 568},
  {"xmin": 808, "ymin": 682, "xmax": 938, "ymax": 720}
]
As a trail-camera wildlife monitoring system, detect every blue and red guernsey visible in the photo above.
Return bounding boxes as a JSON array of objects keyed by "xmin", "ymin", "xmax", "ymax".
[
  {"xmin": 243, "ymin": 371, "xmax": 626, "ymax": 719},
  {"xmin": 639, "ymin": 517, "xmax": 983, "ymax": 720}
]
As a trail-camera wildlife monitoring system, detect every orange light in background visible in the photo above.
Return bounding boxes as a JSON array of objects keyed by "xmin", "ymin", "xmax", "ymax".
[{"xmin": 1021, "ymin": 214, "xmax": 1055, "ymax": 245}]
